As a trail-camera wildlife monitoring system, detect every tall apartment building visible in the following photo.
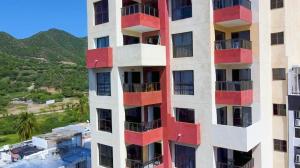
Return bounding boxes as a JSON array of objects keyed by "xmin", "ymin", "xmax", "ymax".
[
  {"xmin": 86, "ymin": 0, "xmax": 300, "ymax": 167},
  {"xmin": 288, "ymin": 67, "xmax": 300, "ymax": 168}
]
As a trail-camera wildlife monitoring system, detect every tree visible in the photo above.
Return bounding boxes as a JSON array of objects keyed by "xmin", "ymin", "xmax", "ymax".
[
  {"xmin": 16, "ymin": 112, "xmax": 37, "ymax": 141},
  {"xmin": 75, "ymin": 96, "xmax": 89, "ymax": 122}
]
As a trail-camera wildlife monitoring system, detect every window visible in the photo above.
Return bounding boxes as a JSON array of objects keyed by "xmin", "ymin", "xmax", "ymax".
[
  {"xmin": 96, "ymin": 36, "xmax": 109, "ymax": 48},
  {"xmin": 172, "ymin": 32, "xmax": 193, "ymax": 58},
  {"xmin": 96, "ymin": 72, "xmax": 111, "ymax": 96},
  {"xmin": 274, "ymin": 139, "xmax": 287, "ymax": 152},
  {"xmin": 271, "ymin": 0, "xmax": 284, "ymax": 9},
  {"xmin": 94, "ymin": 0, "xmax": 109, "ymax": 25},
  {"xmin": 175, "ymin": 144, "xmax": 195, "ymax": 168},
  {"xmin": 295, "ymin": 111, "xmax": 300, "ymax": 119},
  {"xmin": 97, "ymin": 108, "xmax": 112, "ymax": 133},
  {"xmin": 171, "ymin": 0, "xmax": 192, "ymax": 21},
  {"xmin": 175, "ymin": 108, "xmax": 195, "ymax": 123},
  {"xmin": 123, "ymin": 35, "xmax": 140, "ymax": 45},
  {"xmin": 173, "ymin": 70, "xmax": 194, "ymax": 95},
  {"xmin": 271, "ymin": 32, "xmax": 284, "ymax": 45},
  {"xmin": 217, "ymin": 107, "xmax": 227, "ymax": 125},
  {"xmin": 272, "ymin": 68, "xmax": 286, "ymax": 80},
  {"xmin": 98, "ymin": 144, "xmax": 113, "ymax": 167},
  {"xmin": 273, "ymin": 104, "xmax": 286, "ymax": 116},
  {"xmin": 233, "ymin": 106, "xmax": 252, "ymax": 127},
  {"xmin": 296, "ymin": 128, "xmax": 300, "ymax": 138}
]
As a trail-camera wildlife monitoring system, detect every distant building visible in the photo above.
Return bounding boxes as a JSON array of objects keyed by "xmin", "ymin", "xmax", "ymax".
[{"xmin": 0, "ymin": 123, "xmax": 91, "ymax": 168}]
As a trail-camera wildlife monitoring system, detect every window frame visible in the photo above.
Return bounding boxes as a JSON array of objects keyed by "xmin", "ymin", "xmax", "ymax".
[
  {"xmin": 96, "ymin": 36, "xmax": 109, "ymax": 48},
  {"xmin": 94, "ymin": 0, "xmax": 109, "ymax": 25},
  {"xmin": 271, "ymin": 0, "xmax": 284, "ymax": 9},
  {"xmin": 171, "ymin": 0, "xmax": 192, "ymax": 21},
  {"xmin": 98, "ymin": 144, "xmax": 113, "ymax": 168},
  {"xmin": 97, "ymin": 108, "xmax": 112, "ymax": 133},
  {"xmin": 271, "ymin": 32, "xmax": 284, "ymax": 45},
  {"xmin": 175, "ymin": 108, "xmax": 195, "ymax": 123},
  {"xmin": 173, "ymin": 70, "xmax": 194, "ymax": 95},
  {"xmin": 273, "ymin": 104, "xmax": 286, "ymax": 116},
  {"xmin": 172, "ymin": 32, "xmax": 193, "ymax": 58},
  {"xmin": 96, "ymin": 72, "xmax": 111, "ymax": 96},
  {"xmin": 272, "ymin": 68, "xmax": 286, "ymax": 80},
  {"xmin": 273, "ymin": 139, "xmax": 287, "ymax": 152}
]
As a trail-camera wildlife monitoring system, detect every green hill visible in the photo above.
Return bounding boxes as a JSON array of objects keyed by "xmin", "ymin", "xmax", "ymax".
[
  {"xmin": 0, "ymin": 29, "xmax": 86, "ymax": 64},
  {"xmin": 0, "ymin": 29, "xmax": 88, "ymax": 114}
]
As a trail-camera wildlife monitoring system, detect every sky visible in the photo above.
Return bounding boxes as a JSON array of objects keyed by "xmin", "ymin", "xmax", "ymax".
[{"xmin": 0, "ymin": 0, "xmax": 87, "ymax": 39}]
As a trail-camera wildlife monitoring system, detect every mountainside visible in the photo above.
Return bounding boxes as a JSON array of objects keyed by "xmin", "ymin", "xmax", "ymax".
[
  {"xmin": 0, "ymin": 29, "xmax": 88, "ymax": 113},
  {"xmin": 0, "ymin": 29, "xmax": 87, "ymax": 64}
]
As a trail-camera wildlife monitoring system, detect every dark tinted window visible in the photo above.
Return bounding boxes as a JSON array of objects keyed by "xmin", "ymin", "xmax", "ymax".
[
  {"xmin": 175, "ymin": 108, "xmax": 195, "ymax": 123},
  {"xmin": 217, "ymin": 107, "xmax": 227, "ymax": 125},
  {"xmin": 171, "ymin": 0, "xmax": 192, "ymax": 21},
  {"xmin": 271, "ymin": 0, "xmax": 284, "ymax": 9},
  {"xmin": 271, "ymin": 32, "xmax": 284, "ymax": 45},
  {"xmin": 94, "ymin": 0, "xmax": 109, "ymax": 25},
  {"xmin": 273, "ymin": 104, "xmax": 286, "ymax": 116},
  {"xmin": 233, "ymin": 106, "xmax": 252, "ymax": 127},
  {"xmin": 173, "ymin": 70, "xmax": 194, "ymax": 95},
  {"xmin": 175, "ymin": 144, "xmax": 195, "ymax": 168},
  {"xmin": 123, "ymin": 35, "xmax": 140, "ymax": 45},
  {"xmin": 272, "ymin": 68, "xmax": 286, "ymax": 80},
  {"xmin": 274, "ymin": 139, "xmax": 287, "ymax": 152},
  {"xmin": 172, "ymin": 32, "xmax": 193, "ymax": 58},
  {"xmin": 96, "ymin": 36, "xmax": 109, "ymax": 48},
  {"xmin": 98, "ymin": 144, "xmax": 113, "ymax": 167},
  {"xmin": 97, "ymin": 108, "xmax": 112, "ymax": 133},
  {"xmin": 96, "ymin": 72, "xmax": 111, "ymax": 96}
]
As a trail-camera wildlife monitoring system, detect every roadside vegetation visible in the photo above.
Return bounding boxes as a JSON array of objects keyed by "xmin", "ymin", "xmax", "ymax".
[{"xmin": 0, "ymin": 96, "xmax": 89, "ymax": 146}]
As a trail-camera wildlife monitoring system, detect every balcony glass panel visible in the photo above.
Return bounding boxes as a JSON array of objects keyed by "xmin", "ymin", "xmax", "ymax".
[
  {"xmin": 125, "ymin": 120, "xmax": 162, "ymax": 132},
  {"xmin": 216, "ymin": 81, "xmax": 253, "ymax": 91},
  {"xmin": 123, "ymin": 83, "xmax": 160, "ymax": 92},
  {"xmin": 213, "ymin": 0, "xmax": 251, "ymax": 10},
  {"xmin": 121, "ymin": 4, "xmax": 158, "ymax": 17},
  {"xmin": 215, "ymin": 39, "xmax": 252, "ymax": 50}
]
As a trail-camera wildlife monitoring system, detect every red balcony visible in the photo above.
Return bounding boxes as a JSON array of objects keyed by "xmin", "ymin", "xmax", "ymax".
[
  {"xmin": 121, "ymin": 4, "xmax": 160, "ymax": 33},
  {"xmin": 167, "ymin": 115, "xmax": 201, "ymax": 146},
  {"xmin": 86, "ymin": 48, "xmax": 113, "ymax": 68},
  {"xmin": 215, "ymin": 81, "xmax": 253, "ymax": 106},
  {"xmin": 215, "ymin": 39, "xmax": 252, "ymax": 64},
  {"xmin": 214, "ymin": 0, "xmax": 252, "ymax": 27},
  {"xmin": 125, "ymin": 122, "xmax": 163, "ymax": 146},
  {"xmin": 123, "ymin": 83, "xmax": 162, "ymax": 106}
]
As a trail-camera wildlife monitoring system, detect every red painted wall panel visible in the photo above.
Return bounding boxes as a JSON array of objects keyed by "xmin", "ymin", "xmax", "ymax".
[
  {"xmin": 216, "ymin": 90, "xmax": 253, "ymax": 106},
  {"xmin": 122, "ymin": 13, "xmax": 160, "ymax": 30},
  {"xmin": 215, "ymin": 48, "xmax": 252, "ymax": 64},
  {"xmin": 86, "ymin": 48, "xmax": 113, "ymax": 68},
  {"xmin": 124, "ymin": 127, "xmax": 163, "ymax": 146},
  {"xmin": 167, "ymin": 115, "xmax": 201, "ymax": 146},
  {"xmin": 214, "ymin": 6, "xmax": 252, "ymax": 24},
  {"xmin": 123, "ymin": 91, "xmax": 162, "ymax": 106}
]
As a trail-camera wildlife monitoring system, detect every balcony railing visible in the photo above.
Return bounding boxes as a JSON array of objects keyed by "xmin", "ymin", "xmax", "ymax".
[
  {"xmin": 126, "ymin": 155, "xmax": 163, "ymax": 168},
  {"xmin": 213, "ymin": 0, "xmax": 251, "ymax": 10},
  {"xmin": 122, "ymin": 4, "xmax": 158, "ymax": 17},
  {"xmin": 125, "ymin": 120, "xmax": 161, "ymax": 132},
  {"xmin": 216, "ymin": 81, "xmax": 253, "ymax": 91},
  {"xmin": 215, "ymin": 39, "xmax": 252, "ymax": 50},
  {"xmin": 123, "ymin": 83, "xmax": 160, "ymax": 92},
  {"xmin": 217, "ymin": 158, "xmax": 254, "ymax": 168}
]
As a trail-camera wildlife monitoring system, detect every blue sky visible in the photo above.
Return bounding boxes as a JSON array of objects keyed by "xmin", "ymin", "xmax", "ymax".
[{"xmin": 0, "ymin": 0, "xmax": 87, "ymax": 39}]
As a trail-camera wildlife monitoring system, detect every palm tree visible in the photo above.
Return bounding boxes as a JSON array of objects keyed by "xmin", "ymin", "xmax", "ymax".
[{"xmin": 16, "ymin": 112, "xmax": 37, "ymax": 141}]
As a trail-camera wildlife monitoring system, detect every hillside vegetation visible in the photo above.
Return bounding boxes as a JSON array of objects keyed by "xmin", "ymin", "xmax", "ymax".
[{"xmin": 0, "ymin": 29, "xmax": 88, "ymax": 114}]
